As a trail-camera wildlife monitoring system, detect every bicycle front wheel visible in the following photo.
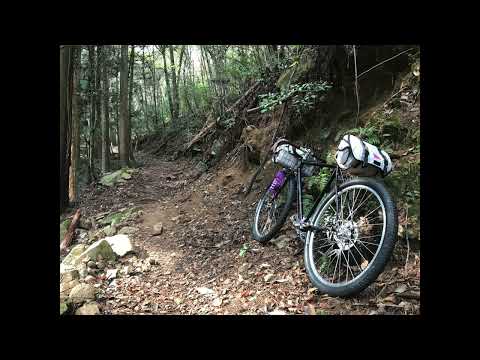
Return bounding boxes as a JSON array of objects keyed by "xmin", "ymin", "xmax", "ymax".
[{"xmin": 304, "ymin": 177, "xmax": 398, "ymax": 297}]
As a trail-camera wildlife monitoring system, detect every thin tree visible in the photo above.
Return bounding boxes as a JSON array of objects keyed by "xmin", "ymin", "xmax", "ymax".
[
  {"xmin": 95, "ymin": 46, "xmax": 103, "ymax": 160},
  {"xmin": 141, "ymin": 46, "xmax": 150, "ymax": 131},
  {"xmin": 128, "ymin": 45, "xmax": 135, "ymax": 133},
  {"xmin": 69, "ymin": 46, "xmax": 81, "ymax": 203},
  {"xmin": 150, "ymin": 47, "xmax": 159, "ymax": 129},
  {"xmin": 87, "ymin": 45, "xmax": 96, "ymax": 182},
  {"xmin": 60, "ymin": 45, "xmax": 74, "ymax": 212},
  {"xmin": 169, "ymin": 45, "xmax": 179, "ymax": 119},
  {"xmin": 119, "ymin": 45, "xmax": 130, "ymax": 167},
  {"xmin": 101, "ymin": 45, "xmax": 110, "ymax": 173},
  {"xmin": 159, "ymin": 46, "xmax": 174, "ymax": 122}
]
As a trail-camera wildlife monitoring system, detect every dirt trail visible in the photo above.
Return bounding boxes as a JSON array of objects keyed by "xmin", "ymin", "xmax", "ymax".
[{"xmin": 80, "ymin": 152, "xmax": 419, "ymax": 315}]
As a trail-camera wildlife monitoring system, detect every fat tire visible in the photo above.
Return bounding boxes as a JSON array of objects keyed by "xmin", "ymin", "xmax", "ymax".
[{"xmin": 304, "ymin": 177, "xmax": 398, "ymax": 297}]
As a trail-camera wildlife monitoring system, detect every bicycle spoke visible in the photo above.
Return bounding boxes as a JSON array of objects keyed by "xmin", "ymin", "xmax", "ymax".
[
  {"xmin": 332, "ymin": 250, "xmax": 340, "ymax": 282},
  {"xmin": 341, "ymin": 250, "xmax": 354, "ymax": 283},
  {"xmin": 357, "ymin": 240, "xmax": 381, "ymax": 247},
  {"xmin": 356, "ymin": 239, "xmax": 377, "ymax": 257},
  {"xmin": 348, "ymin": 192, "xmax": 373, "ymax": 221},
  {"xmin": 350, "ymin": 241, "xmax": 369, "ymax": 264},
  {"xmin": 361, "ymin": 205, "xmax": 382, "ymax": 222}
]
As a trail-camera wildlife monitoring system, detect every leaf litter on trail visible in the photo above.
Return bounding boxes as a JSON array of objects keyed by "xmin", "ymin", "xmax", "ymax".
[{"xmin": 76, "ymin": 152, "xmax": 420, "ymax": 316}]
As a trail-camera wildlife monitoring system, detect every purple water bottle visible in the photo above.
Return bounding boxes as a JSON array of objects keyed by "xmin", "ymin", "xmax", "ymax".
[{"xmin": 268, "ymin": 170, "xmax": 286, "ymax": 198}]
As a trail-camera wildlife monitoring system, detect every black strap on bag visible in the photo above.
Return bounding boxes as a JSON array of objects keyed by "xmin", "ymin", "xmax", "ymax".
[
  {"xmin": 378, "ymin": 150, "xmax": 389, "ymax": 177},
  {"xmin": 357, "ymin": 136, "xmax": 369, "ymax": 168}
]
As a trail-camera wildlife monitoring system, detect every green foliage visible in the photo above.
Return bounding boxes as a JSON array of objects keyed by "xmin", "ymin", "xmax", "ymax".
[
  {"xmin": 347, "ymin": 125, "xmax": 381, "ymax": 146},
  {"xmin": 258, "ymin": 81, "xmax": 332, "ymax": 115},
  {"xmin": 305, "ymin": 170, "xmax": 331, "ymax": 195},
  {"xmin": 303, "ymin": 169, "xmax": 332, "ymax": 214},
  {"xmin": 302, "ymin": 194, "xmax": 315, "ymax": 215},
  {"xmin": 239, "ymin": 243, "xmax": 249, "ymax": 257}
]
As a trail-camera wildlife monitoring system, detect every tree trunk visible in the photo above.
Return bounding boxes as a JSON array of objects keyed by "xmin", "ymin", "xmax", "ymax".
[
  {"xmin": 101, "ymin": 45, "xmax": 110, "ymax": 173},
  {"xmin": 119, "ymin": 45, "xmax": 130, "ymax": 167},
  {"xmin": 151, "ymin": 48, "xmax": 159, "ymax": 129},
  {"xmin": 141, "ymin": 46, "xmax": 150, "ymax": 131},
  {"xmin": 128, "ymin": 45, "xmax": 135, "ymax": 130},
  {"xmin": 95, "ymin": 46, "xmax": 103, "ymax": 161},
  {"xmin": 87, "ymin": 46, "xmax": 96, "ymax": 182},
  {"xmin": 176, "ymin": 45, "xmax": 186, "ymax": 114},
  {"xmin": 60, "ymin": 45, "xmax": 74, "ymax": 213},
  {"xmin": 69, "ymin": 46, "xmax": 81, "ymax": 204},
  {"xmin": 161, "ymin": 46, "xmax": 174, "ymax": 122},
  {"xmin": 169, "ymin": 45, "xmax": 179, "ymax": 119}
]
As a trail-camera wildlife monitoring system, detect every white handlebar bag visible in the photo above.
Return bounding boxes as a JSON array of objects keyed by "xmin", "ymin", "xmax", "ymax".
[{"xmin": 335, "ymin": 134, "xmax": 393, "ymax": 177}]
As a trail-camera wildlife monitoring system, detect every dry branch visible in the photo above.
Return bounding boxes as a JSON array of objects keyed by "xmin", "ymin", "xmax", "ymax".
[
  {"xmin": 226, "ymin": 81, "xmax": 261, "ymax": 113},
  {"xmin": 60, "ymin": 209, "xmax": 81, "ymax": 253},
  {"xmin": 183, "ymin": 120, "xmax": 216, "ymax": 152}
]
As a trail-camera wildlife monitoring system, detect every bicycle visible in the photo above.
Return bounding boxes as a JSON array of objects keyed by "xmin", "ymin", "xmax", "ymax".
[{"xmin": 251, "ymin": 138, "xmax": 398, "ymax": 297}]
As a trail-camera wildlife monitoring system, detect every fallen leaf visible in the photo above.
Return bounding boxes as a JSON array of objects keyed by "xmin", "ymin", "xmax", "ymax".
[
  {"xmin": 394, "ymin": 284, "xmax": 408, "ymax": 294},
  {"xmin": 361, "ymin": 260, "xmax": 369, "ymax": 270},
  {"xmin": 264, "ymin": 274, "xmax": 274, "ymax": 282},
  {"xmin": 196, "ymin": 287, "xmax": 215, "ymax": 295}
]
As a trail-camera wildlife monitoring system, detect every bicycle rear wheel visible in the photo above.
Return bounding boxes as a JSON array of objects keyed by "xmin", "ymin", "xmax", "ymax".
[
  {"xmin": 251, "ymin": 174, "xmax": 295, "ymax": 243},
  {"xmin": 304, "ymin": 177, "xmax": 398, "ymax": 297}
]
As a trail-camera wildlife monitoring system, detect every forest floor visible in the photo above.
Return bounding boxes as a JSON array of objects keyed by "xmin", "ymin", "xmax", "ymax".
[{"xmin": 73, "ymin": 151, "xmax": 420, "ymax": 315}]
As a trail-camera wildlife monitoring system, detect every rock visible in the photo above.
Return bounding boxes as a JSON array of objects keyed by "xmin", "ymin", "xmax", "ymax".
[
  {"xmin": 264, "ymin": 274, "xmax": 274, "ymax": 282},
  {"xmin": 60, "ymin": 279, "xmax": 80, "ymax": 298},
  {"xmin": 78, "ymin": 239, "xmax": 116, "ymax": 264},
  {"xmin": 118, "ymin": 226, "xmax": 139, "ymax": 235},
  {"xmin": 87, "ymin": 268, "xmax": 97, "ymax": 276},
  {"xmin": 105, "ymin": 234, "xmax": 134, "ymax": 257},
  {"xmin": 96, "ymin": 262, "xmax": 105, "ymax": 270},
  {"xmin": 78, "ymin": 264, "xmax": 88, "ymax": 278},
  {"xmin": 120, "ymin": 265, "xmax": 131, "ymax": 276},
  {"xmin": 141, "ymin": 263, "xmax": 151, "ymax": 272},
  {"xmin": 75, "ymin": 301, "xmax": 100, "ymax": 315},
  {"xmin": 69, "ymin": 283, "xmax": 97, "ymax": 304},
  {"xmin": 60, "ymin": 302, "xmax": 68, "ymax": 315},
  {"xmin": 60, "ymin": 244, "xmax": 88, "ymax": 273},
  {"xmin": 87, "ymin": 260, "xmax": 96, "ymax": 268},
  {"xmin": 104, "ymin": 224, "xmax": 117, "ymax": 237},
  {"xmin": 152, "ymin": 223, "xmax": 163, "ymax": 236},
  {"xmin": 77, "ymin": 230, "xmax": 89, "ymax": 243},
  {"xmin": 212, "ymin": 297, "xmax": 223, "ymax": 307},
  {"xmin": 60, "ymin": 270, "xmax": 79, "ymax": 283},
  {"xmin": 174, "ymin": 298, "xmax": 183, "ymax": 305},
  {"xmin": 270, "ymin": 235, "xmax": 290, "ymax": 249},
  {"xmin": 100, "ymin": 168, "xmax": 134, "ymax": 187},
  {"xmin": 106, "ymin": 269, "xmax": 117, "ymax": 280},
  {"xmin": 149, "ymin": 258, "xmax": 158, "ymax": 265},
  {"xmin": 99, "ymin": 207, "xmax": 142, "ymax": 226}
]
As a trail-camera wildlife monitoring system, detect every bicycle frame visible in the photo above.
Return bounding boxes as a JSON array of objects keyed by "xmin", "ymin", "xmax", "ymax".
[{"xmin": 286, "ymin": 158, "xmax": 339, "ymax": 232}]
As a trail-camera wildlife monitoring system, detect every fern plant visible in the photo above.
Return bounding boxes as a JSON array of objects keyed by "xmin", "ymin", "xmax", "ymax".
[
  {"xmin": 258, "ymin": 81, "xmax": 331, "ymax": 115},
  {"xmin": 347, "ymin": 125, "xmax": 381, "ymax": 146}
]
